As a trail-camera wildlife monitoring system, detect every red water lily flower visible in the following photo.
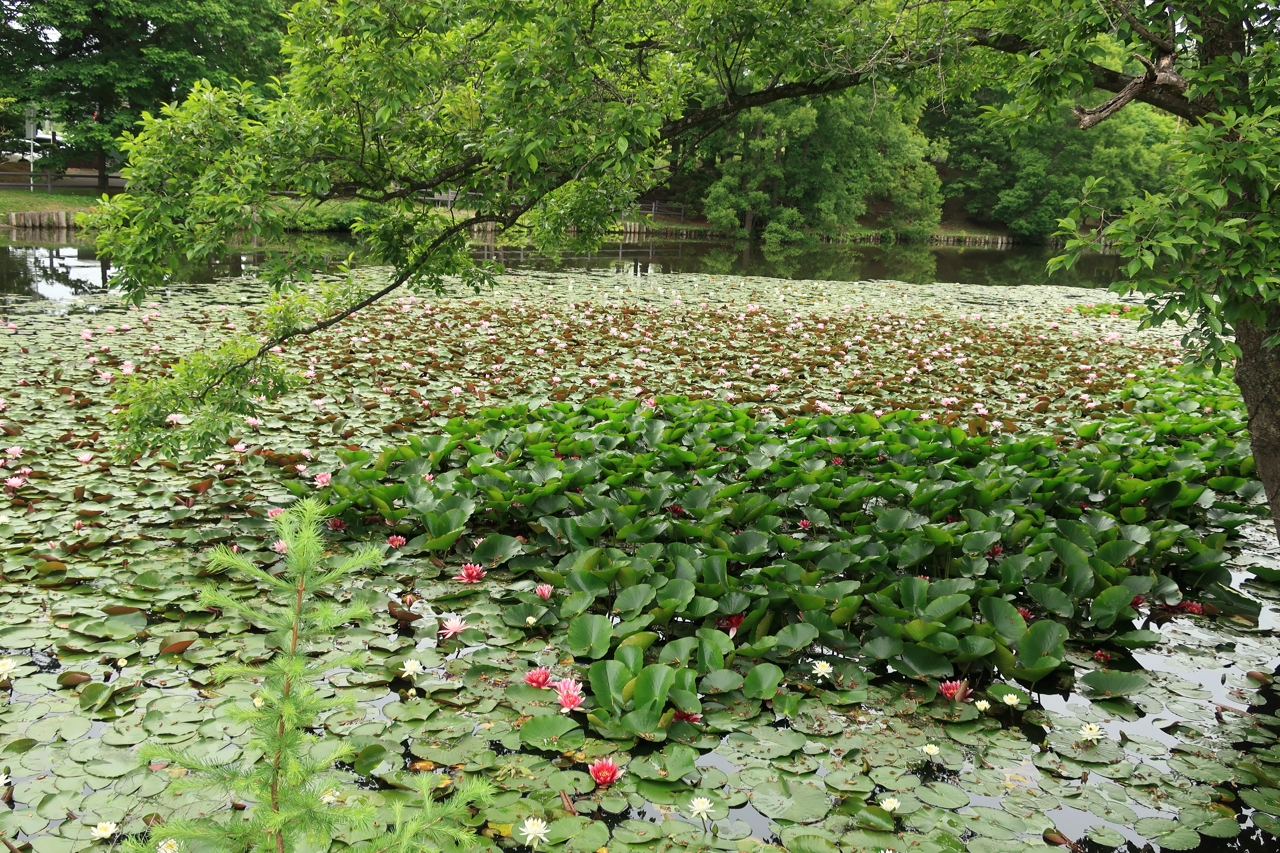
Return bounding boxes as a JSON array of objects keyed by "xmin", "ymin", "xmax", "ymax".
[{"xmin": 588, "ymin": 757, "xmax": 623, "ymax": 787}]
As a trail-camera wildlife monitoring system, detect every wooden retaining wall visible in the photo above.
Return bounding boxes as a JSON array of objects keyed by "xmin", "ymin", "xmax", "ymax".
[{"xmin": 6, "ymin": 212, "xmax": 78, "ymax": 229}]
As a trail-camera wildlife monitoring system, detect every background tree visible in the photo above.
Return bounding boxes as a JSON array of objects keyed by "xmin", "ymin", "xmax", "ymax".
[
  {"xmin": 85, "ymin": 0, "xmax": 1280, "ymax": 537},
  {"xmin": 0, "ymin": 0, "xmax": 286, "ymax": 188},
  {"xmin": 961, "ymin": 0, "xmax": 1280, "ymax": 535},
  {"xmin": 673, "ymin": 91, "xmax": 943, "ymax": 246},
  {"xmin": 921, "ymin": 90, "xmax": 1176, "ymax": 242}
]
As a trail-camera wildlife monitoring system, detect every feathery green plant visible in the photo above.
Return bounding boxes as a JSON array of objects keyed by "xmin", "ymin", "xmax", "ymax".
[{"xmin": 123, "ymin": 498, "xmax": 493, "ymax": 853}]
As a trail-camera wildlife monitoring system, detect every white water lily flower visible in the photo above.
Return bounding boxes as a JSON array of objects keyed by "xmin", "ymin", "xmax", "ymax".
[
  {"xmin": 253, "ymin": 696, "xmax": 264, "ymax": 709},
  {"xmin": 520, "ymin": 816, "xmax": 550, "ymax": 848},
  {"xmin": 975, "ymin": 699, "xmax": 991, "ymax": 712},
  {"xmin": 0, "ymin": 773, "xmax": 10, "ymax": 787},
  {"xmin": 812, "ymin": 661, "xmax": 834, "ymax": 678},
  {"xmin": 1002, "ymin": 693, "xmax": 1020, "ymax": 706},
  {"xmin": 401, "ymin": 659, "xmax": 425, "ymax": 676},
  {"xmin": 156, "ymin": 840, "xmax": 180, "ymax": 853},
  {"xmin": 89, "ymin": 822, "xmax": 117, "ymax": 840},
  {"xmin": 880, "ymin": 797, "xmax": 900, "ymax": 813},
  {"xmin": 920, "ymin": 744, "xmax": 940, "ymax": 756},
  {"xmin": 689, "ymin": 796, "xmax": 714, "ymax": 819},
  {"xmin": 1078, "ymin": 723, "xmax": 1103, "ymax": 742},
  {"xmin": 320, "ymin": 788, "xmax": 342, "ymax": 805},
  {"xmin": 0, "ymin": 658, "xmax": 17, "ymax": 677}
]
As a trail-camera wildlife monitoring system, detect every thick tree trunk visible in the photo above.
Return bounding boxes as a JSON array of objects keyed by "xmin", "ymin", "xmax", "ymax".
[
  {"xmin": 1234, "ymin": 319, "xmax": 1280, "ymax": 542},
  {"xmin": 96, "ymin": 152, "xmax": 110, "ymax": 193}
]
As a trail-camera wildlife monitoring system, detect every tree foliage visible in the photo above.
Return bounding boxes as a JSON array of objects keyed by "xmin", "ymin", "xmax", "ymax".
[
  {"xmin": 923, "ymin": 90, "xmax": 1175, "ymax": 242},
  {"xmin": 675, "ymin": 92, "xmax": 943, "ymax": 245},
  {"xmin": 1, "ymin": 0, "xmax": 285, "ymax": 176}
]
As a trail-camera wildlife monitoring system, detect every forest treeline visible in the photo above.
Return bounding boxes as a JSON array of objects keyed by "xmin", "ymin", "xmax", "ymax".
[{"xmin": 663, "ymin": 86, "xmax": 1176, "ymax": 247}]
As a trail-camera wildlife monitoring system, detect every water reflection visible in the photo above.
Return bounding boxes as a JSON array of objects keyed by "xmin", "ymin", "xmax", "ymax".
[{"xmin": 1, "ymin": 232, "xmax": 1121, "ymax": 303}]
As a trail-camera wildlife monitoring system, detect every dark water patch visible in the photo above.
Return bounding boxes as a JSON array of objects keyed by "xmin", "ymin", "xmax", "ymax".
[{"xmin": 0, "ymin": 236, "xmax": 1122, "ymax": 305}]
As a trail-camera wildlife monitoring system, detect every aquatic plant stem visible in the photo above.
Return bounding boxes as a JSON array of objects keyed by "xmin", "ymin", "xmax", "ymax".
[{"xmin": 268, "ymin": 561, "xmax": 308, "ymax": 853}]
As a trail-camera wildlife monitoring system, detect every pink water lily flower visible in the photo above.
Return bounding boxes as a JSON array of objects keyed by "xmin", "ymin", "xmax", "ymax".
[
  {"xmin": 554, "ymin": 679, "xmax": 585, "ymax": 713},
  {"xmin": 387, "ymin": 535, "xmax": 406, "ymax": 548},
  {"xmin": 267, "ymin": 508, "xmax": 285, "ymax": 518},
  {"xmin": 523, "ymin": 667, "xmax": 551, "ymax": 688},
  {"xmin": 271, "ymin": 540, "xmax": 288, "ymax": 554},
  {"xmin": 439, "ymin": 616, "xmax": 468, "ymax": 639},
  {"xmin": 77, "ymin": 453, "xmax": 94, "ymax": 464},
  {"xmin": 453, "ymin": 563, "xmax": 486, "ymax": 583},
  {"xmin": 535, "ymin": 584, "xmax": 555, "ymax": 600},
  {"xmin": 939, "ymin": 679, "xmax": 971, "ymax": 702},
  {"xmin": 314, "ymin": 471, "xmax": 331, "ymax": 487}
]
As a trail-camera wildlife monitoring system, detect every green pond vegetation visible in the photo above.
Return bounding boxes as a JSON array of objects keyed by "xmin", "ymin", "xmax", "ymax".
[{"xmin": 1, "ymin": 271, "xmax": 1279, "ymax": 853}]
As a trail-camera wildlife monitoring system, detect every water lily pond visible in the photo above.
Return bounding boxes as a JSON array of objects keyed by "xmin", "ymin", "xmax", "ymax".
[{"xmin": 2, "ymin": 250, "xmax": 1280, "ymax": 853}]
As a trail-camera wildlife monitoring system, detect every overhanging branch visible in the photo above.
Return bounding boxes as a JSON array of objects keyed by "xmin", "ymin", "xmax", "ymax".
[{"xmin": 968, "ymin": 29, "xmax": 1210, "ymax": 124}]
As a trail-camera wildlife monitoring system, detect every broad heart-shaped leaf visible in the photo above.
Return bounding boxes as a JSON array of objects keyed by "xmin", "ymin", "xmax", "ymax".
[
  {"xmin": 1111, "ymin": 629, "xmax": 1162, "ymax": 648},
  {"xmin": 896, "ymin": 642, "xmax": 953, "ymax": 677},
  {"xmin": 1090, "ymin": 584, "xmax": 1136, "ymax": 629},
  {"xmin": 751, "ymin": 777, "xmax": 832, "ymax": 823},
  {"xmin": 353, "ymin": 743, "xmax": 388, "ymax": 775},
  {"xmin": 916, "ymin": 782, "xmax": 970, "ymax": 809},
  {"xmin": 1026, "ymin": 583, "xmax": 1074, "ymax": 618},
  {"xmin": 1240, "ymin": 787, "xmax": 1280, "ymax": 816},
  {"xmin": 1133, "ymin": 818, "xmax": 1201, "ymax": 850},
  {"xmin": 952, "ymin": 634, "xmax": 996, "ymax": 663},
  {"xmin": 1095, "ymin": 539, "xmax": 1143, "ymax": 565},
  {"xmin": 1053, "ymin": 537, "xmax": 1096, "ymax": 599},
  {"xmin": 662, "ymin": 743, "xmax": 698, "ymax": 780},
  {"xmin": 1080, "ymin": 669, "xmax": 1148, "ymax": 696},
  {"xmin": 471, "ymin": 533, "xmax": 523, "ymax": 567},
  {"xmin": 899, "ymin": 576, "xmax": 929, "ymax": 614},
  {"xmin": 589, "ymin": 659, "xmax": 629, "ymax": 713},
  {"xmin": 922, "ymin": 593, "xmax": 970, "ymax": 623},
  {"xmin": 892, "ymin": 534, "xmax": 935, "ymax": 568},
  {"xmin": 876, "ymin": 508, "xmax": 927, "ymax": 533},
  {"xmin": 519, "ymin": 714, "xmax": 581, "ymax": 750},
  {"xmin": 775, "ymin": 622, "xmax": 819, "ymax": 652},
  {"xmin": 863, "ymin": 635, "xmax": 903, "ymax": 660},
  {"xmin": 78, "ymin": 682, "xmax": 113, "ymax": 712},
  {"xmin": 700, "ymin": 668, "xmax": 744, "ymax": 694},
  {"xmin": 632, "ymin": 663, "xmax": 676, "ymax": 712},
  {"xmin": 1016, "ymin": 619, "xmax": 1068, "ymax": 667},
  {"xmin": 567, "ymin": 614, "xmax": 613, "ymax": 659},
  {"xmin": 979, "ymin": 598, "xmax": 1026, "ymax": 646},
  {"xmin": 743, "ymin": 662, "xmax": 784, "ymax": 699},
  {"xmin": 851, "ymin": 805, "xmax": 895, "ymax": 832},
  {"xmin": 614, "ymin": 583, "xmax": 656, "ymax": 615}
]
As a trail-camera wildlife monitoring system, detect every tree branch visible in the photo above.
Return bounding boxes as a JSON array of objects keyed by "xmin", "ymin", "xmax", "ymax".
[
  {"xmin": 968, "ymin": 29, "xmax": 1210, "ymax": 124},
  {"xmin": 1106, "ymin": 0, "xmax": 1176, "ymax": 52},
  {"xmin": 661, "ymin": 75, "xmax": 869, "ymax": 141}
]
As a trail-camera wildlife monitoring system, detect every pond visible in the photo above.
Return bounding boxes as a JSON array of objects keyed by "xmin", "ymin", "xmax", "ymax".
[
  {"xmin": 0, "ymin": 233, "xmax": 1122, "ymax": 302},
  {"xmin": 1, "ymin": 232, "xmax": 1278, "ymax": 853}
]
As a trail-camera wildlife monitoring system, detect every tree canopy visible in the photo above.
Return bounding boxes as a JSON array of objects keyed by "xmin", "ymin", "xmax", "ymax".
[
  {"xmin": 83, "ymin": 0, "xmax": 1280, "ymax": 535},
  {"xmin": 0, "ymin": 0, "xmax": 285, "ymax": 182}
]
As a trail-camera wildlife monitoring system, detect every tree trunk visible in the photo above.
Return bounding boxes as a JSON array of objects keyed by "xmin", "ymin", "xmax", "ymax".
[
  {"xmin": 1233, "ymin": 318, "xmax": 1280, "ymax": 542},
  {"xmin": 96, "ymin": 152, "xmax": 110, "ymax": 193}
]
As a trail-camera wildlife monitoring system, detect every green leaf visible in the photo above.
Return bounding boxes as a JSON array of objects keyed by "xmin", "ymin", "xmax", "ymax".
[
  {"xmin": 979, "ymin": 598, "xmax": 1026, "ymax": 646},
  {"xmin": 775, "ymin": 622, "xmax": 819, "ymax": 652},
  {"xmin": 1079, "ymin": 669, "xmax": 1148, "ymax": 696},
  {"xmin": 1090, "ymin": 584, "xmax": 1136, "ymax": 629},
  {"xmin": 519, "ymin": 715, "xmax": 581, "ymax": 750},
  {"xmin": 472, "ymin": 534, "xmax": 523, "ymax": 567},
  {"xmin": 567, "ymin": 614, "xmax": 613, "ymax": 659},
  {"xmin": 743, "ymin": 663, "xmax": 784, "ymax": 700}
]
